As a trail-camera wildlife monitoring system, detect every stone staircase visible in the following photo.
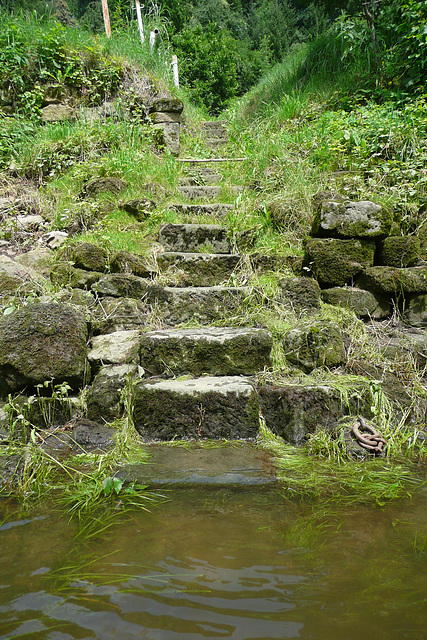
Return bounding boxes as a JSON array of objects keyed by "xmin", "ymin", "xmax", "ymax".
[
  {"xmin": 120, "ymin": 122, "xmax": 279, "ymax": 484},
  {"xmin": 83, "ymin": 121, "xmax": 370, "ymax": 485}
]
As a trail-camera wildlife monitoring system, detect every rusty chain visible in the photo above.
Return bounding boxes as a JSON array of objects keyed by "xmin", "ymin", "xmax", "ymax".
[{"xmin": 352, "ymin": 416, "xmax": 387, "ymax": 454}]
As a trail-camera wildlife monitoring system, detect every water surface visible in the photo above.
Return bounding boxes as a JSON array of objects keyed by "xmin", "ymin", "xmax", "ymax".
[{"xmin": 0, "ymin": 487, "xmax": 426, "ymax": 640}]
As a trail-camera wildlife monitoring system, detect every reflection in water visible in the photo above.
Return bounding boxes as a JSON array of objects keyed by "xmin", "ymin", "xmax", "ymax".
[{"xmin": 0, "ymin": 487, "xmax": 426, "ymax": 640}]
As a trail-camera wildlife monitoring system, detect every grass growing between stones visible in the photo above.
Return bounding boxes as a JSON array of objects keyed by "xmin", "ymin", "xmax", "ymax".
[
  {"xmin": 0, "ymin": 381, "xmax": 163, "ymax": 530},
  {"xmin": 259, "ymin": 424, "xmax": 426, "ymax": 507}
]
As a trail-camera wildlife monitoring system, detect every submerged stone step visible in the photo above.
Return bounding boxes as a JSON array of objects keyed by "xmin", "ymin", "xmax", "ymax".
[
  {"xmin": 117, "ymin": 442, "xmax": 277, "ymax": 486},
  {"xmin": 133, "ymin": 376, "xmax": 259, "ymax": 440},
  {"xmin": 140, "ymin": 327, "xmax": 273, "ymax": 376},
  {"xmin": 156, "ymin": 252, "xmax": 240, "ymax": 286},
  {"xmin": 151, "ymin": 285, "xmax": 248, "ymax": 325},
  {"xmin": 159, "ymin": 223, "xmax": 231, "ymax": 253},
  {"xmin": 178, "ymin": 185, "xmax": 221, "ymax": 200},
  {"xmin": 169, "ymin": 203, "xmax": 233, "ymax": 217}
]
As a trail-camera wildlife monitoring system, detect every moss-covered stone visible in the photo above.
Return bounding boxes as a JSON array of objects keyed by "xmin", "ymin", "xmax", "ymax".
[
  {"xmin": 150, "ymin": 286, "xmax": 248, "ymax": 326},
  {"xmin": 358, "ymin": 266, "xmax": 427, "ymax": 295},
  {"xmin": 149, "ymin": 98, "xmax": 184, "ymax": 113},
  {"xmin": 50, "ymin": 264, "xmax": 103, "ymax": 289},
  {"xmin": 91, "ymin": 274, "xmax": 152, "ymax": 298},
  {"xmin": 119, "ymin": 199, "xmax": 156, "ymax": 221},
  {"xmin": 380, "ymin": 236, "xmax": 420, "ymax": 268},
  {"xmin": 133, "ymin": 376, "xmax": 260, "ymax": 440},
  {"xmin": 312, "ymin": 199, "xmax": 392, "ymax": 238},
  {"xmin": 159, "ymin": 223, "xmax": 231, "ymax": 254},
  {"xmin": 278, "ymin": 277, "xmax": 321, "ymax": 314},
  {"xmin": 282, "ymin": 320, "xmax": 346, "ymax": 372},
  {"xmin": 86, "ymin": 364, "xmax": 138, "ymax": 423},
  {"xmin": 321, "ymin": 286, "xmax": 390, "ymax": 319},
  {"xmin": 91, "ymin": 297, "xmax": 150, "ymax": 334},
  {"xmin": 80, "ymin": 177, "xmax": 127, "ymax": 199},
  {"xmin": 0, "ymin": 303, "xmax": 88, "ymax": 396},
  {"xmin": 140, "ymin": 327, "xmax": 272, "ymax": 377},
  {"xmin": 305, "ymin": 237, "xmax": 376, "ymax": 287},
  {"xmin": 156, "ymin": 252, "xmax": 240, "ymax": 287},
  {"xmin": 67, "ymin": 242, "xmax": 109, "ymax": 273},
  {"xmin": 404, "ymin": 294, "xmax": 427, "ymax": 327},
  {"xmin": 258, "ymin": 382, "xmax": 370, "ymax": 445},
  {"xmin": 110, "ymin": 250, "xmax": 153, "ymax": 278}
]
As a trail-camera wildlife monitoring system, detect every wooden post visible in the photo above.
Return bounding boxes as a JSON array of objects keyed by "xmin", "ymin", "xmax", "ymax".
[
  {"xmin": 172, "ymin": 55, "xmax": 179, "ymax": 89},
  {"xmin": 101, "ymin": 0, "xmax": 111, "ymax": 38},
  {"xmin": 135, "ymin": 0, "xmax": 145, "ymax": 45}
]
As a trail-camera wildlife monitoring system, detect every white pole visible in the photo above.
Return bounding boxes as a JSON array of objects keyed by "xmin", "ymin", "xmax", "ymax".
[
  {"xmin": 172, "ymin": 55, "xmax": 179, "ymax": 89},
  {"xmin": 150, "ymin": 28, "xmax": 159, "ymax": 53},
  {"xmin": 135, "ymin": 0, "xmax": 145, "ymax": 45}
]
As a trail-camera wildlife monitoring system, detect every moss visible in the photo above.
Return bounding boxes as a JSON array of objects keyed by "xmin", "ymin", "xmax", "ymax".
[
  {"xmin": 305, "ymin": 238, "xmax": 376, "ymax": 287},
  {"xmin": 380, "ymin": 236, "xmax": 420, "ymax": 268}
]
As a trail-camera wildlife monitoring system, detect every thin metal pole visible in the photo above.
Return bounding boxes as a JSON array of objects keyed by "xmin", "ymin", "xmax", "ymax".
[
  {"xmin": 101, "ymin": 0, "xmax": 111, "ymax": 38},
  {"xmin": 135, "ymin": 0, "xmax": 145, "ymax": 45}
]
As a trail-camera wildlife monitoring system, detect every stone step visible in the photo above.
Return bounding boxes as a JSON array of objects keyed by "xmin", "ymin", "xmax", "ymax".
[
  {"xmin": 159, "ymin": 223, "xmax": 231, "ymax": 253},
  {"xmin": 201, "ymin": 120, "xmax": 227, "ymax": 130},
  {"xmin": 179, "ymin": 172, "xmax": 222, "ymax": 186},
  {"xmin": 116, "ymin": 442, "xmax": 277, "ymax": 486},
  {"xmin": 156, "ymin": 252, "xmax": 240, "ymax": 286},
  {"xmin": 140, "ymin": 326, "xmax": 273, "ymax": 376},
  {"xmin": 133, "ymin": 376, "xmax": 259, "ymax": 440},
  {"xmin": 151, "ymin": 285, "xmax": 248, "ymax": 325},
  {"xmin": 169, "ymin": 203, "xmax": 233, "ymax": 217},
  {"xmin": 178, "ymin": 185, "xmax": 221, "ymax": 200},
  {"xmin": 205, "ymin": 138, "xmax": 228, "ymax": 148}
]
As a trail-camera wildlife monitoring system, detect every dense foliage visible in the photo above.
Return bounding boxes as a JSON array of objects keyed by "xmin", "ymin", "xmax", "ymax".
[{"xmin": 0, "ymin": 0, "xmax": 425, "ymax": 113}]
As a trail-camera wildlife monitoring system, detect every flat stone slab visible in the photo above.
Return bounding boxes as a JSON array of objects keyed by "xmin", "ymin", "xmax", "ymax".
[
  {"xmin": 159, "ymin": 223, "xmax": 231, "ymax": 253},
  {"xmin": 178, "ymin": 185, "xmax": 221, "ymax": 200},
  {"xmin": 140, "ymin": 327, "xmax": 272, "ymax": 376},
  {"xmin": 88, "ymin": 330, "xmax": 140, "ymax": 372},
  {"xmin": 169, "ymin": 203, "xmax": 233, "ymax": 217},
  {"xmin": 156, "ymin": 252, "xmax": 240, "ymax": 286},
  {"xmin": 133, "ymin": 376, "xmax": 260, "ymax": 440},
  {"xmin": 117, "ymin": 442, "xmax": 277, "ymax": 486},
  {"xmin": 151, "ymin": 285, "xmax": 248, "ymax": 325}
]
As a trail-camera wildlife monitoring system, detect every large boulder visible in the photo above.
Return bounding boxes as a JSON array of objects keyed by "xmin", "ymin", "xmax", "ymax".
[
  {"xmin": 404, "ymin": 294, "xmax": 427, "ymax": 327},
  {"xmin": 0, "ymin": 303, "xmax": 88, "ymax": 396},
  {"xmin": 277, "ymin": 277, "xmax": 321, "ymax": 314},
  {"xmin": 0, "ymin": 255, "xmax": 47, "ymax": 297},
  {"xmin": 358, "ymin": 266, "xmax": 427, "ymax": 295},
  {"xmin": 282, "ymin": 320, "xmax": 346, "ymax": 372},
  {"xmin": 380, "ymin": 236, "xmax": 420, "ymax": 268},
  {"xmin": 66, "ymin": 242, "xmax": 109, "ymax": 273},
  {"xmin": 305, "ymin": 237, "xmax": 376, "ymax": 287},
  {"xmin": 321, "ymin": 286, "xmax": 390, "ymax": 319},
  {"xmin": 312, "ymin": 199, "xmax": 392, "ymax": 238},
  {"xmin": 259, "ymin": 382, "xmax": 370, "ymax": 445},
  {"xmin": 86, "ymin": 364, "xmax": 138, "ymax": 423}
]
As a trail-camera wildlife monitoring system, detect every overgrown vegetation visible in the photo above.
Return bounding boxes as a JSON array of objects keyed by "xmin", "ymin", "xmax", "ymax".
[{"xmin": 0, "ymin": 2, "xmax": 426, "ymax": 515}]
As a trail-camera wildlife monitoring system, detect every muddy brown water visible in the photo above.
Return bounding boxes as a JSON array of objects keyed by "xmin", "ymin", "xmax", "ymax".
[{"xmin": 0, "ymin": 487, "xmax": 426, "ymax": 640}]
